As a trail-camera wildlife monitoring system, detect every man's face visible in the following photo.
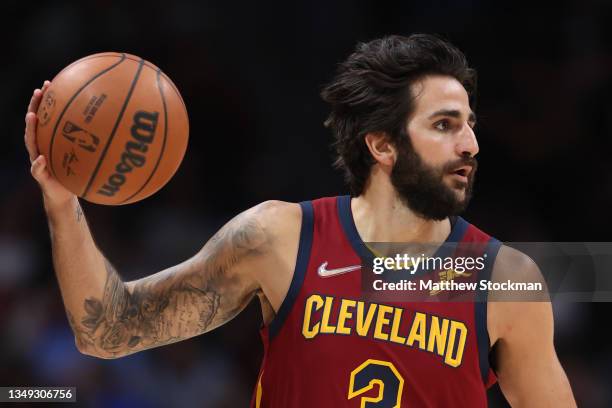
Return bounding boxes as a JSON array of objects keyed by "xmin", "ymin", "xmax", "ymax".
[{"xmin": 391, "ymin": 75, "xmax": 479, "ymax": 221}]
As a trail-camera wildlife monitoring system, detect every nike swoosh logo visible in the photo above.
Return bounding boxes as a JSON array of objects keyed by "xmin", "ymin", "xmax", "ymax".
[{"xmin": 317, "ymin": 261, "xmax": 362, "ymax": 278}]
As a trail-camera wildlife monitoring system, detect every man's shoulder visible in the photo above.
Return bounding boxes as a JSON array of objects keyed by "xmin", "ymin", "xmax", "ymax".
[
  {"xmin": 245, "ymin": 200, "xmax": 303, "ymax": 242},
  {"xmin": 493, "ymin": 244, "xmax": 542, "ymax": 283},
  {"xmin": 491, "ymin": 244, "xmax": 549, "ymax": 301},
  {"xmin": 250, "ymin": 200, "xmax": 302, "ymax": 222}
]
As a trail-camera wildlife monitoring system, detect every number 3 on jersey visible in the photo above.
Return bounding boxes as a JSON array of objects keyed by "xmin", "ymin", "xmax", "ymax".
[{"xmin": 348, "ymin": 359, "xmax": 404, "ymax": 407}]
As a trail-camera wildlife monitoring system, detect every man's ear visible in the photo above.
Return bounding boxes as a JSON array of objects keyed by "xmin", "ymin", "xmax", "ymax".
[{"xmin": 364, "ymin": 132, "xmax": 397, "ymax": 167}]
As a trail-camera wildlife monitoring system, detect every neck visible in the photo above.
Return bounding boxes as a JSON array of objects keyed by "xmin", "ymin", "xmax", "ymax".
[{"xmin": 351, "ymin": 170, "xmax": 451, "ymax": 243}]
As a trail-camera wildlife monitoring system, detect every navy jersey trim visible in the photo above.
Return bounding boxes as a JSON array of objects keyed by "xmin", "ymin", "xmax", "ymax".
[
  {"xmin": 475, "ymin": 237, "xmax": 502, "ymax": 383},
  {"xmin": 269, "ymin": 201, "xmax": 314, "ymax": 340},
  {"xmin": 446, "ymin": 216, "xmax": 470, "ymax": 244},
  {"xmin": 337, "ymin": 195, "xmax": 374, "ymax": 263}
]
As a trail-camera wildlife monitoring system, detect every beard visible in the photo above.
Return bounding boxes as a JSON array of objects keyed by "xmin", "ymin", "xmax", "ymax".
[{"xmin": 390, "ymin": 136, "xmax": 477, "ymax": 221}]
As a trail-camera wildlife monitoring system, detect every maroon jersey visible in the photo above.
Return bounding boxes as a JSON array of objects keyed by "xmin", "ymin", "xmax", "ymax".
[{"xmin": 252, "ymin": 196, "xmax": 500, "ymax": 407}]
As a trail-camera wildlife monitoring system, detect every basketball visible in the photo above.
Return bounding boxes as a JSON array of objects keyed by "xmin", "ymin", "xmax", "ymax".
[{"xmin": 35, "ymin": 52, "xmax": 189, "ymax": 205}]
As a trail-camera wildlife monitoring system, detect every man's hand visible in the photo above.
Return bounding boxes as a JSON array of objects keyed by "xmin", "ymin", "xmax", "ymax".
[{"xmin": 25, "ymin": 80, "xmax": 75, "ymax": 210}]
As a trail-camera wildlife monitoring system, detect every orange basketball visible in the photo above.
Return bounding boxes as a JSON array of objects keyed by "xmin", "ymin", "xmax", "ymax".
[{"xmin": 36, "ymin": 52, "xmax": 189, "ymax": 205}]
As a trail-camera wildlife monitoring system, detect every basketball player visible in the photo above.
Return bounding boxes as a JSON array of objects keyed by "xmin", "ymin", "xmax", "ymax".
[{"xmin": 24, "ymin": 34, "xmax": 576, "ymax": 407}]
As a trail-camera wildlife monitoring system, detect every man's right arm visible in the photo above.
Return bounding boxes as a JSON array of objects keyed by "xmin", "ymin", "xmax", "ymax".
[
  {"xmin": 48, "ymin": 195, "xmax": 273, "ymax": 359},
  {"xmin": 25, "ymin": 82, "xmax": 297, "ymax": 359}
]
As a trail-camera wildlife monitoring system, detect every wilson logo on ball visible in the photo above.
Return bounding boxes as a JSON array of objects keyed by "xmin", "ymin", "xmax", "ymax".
[{"xmin": 97, "ymin": 110, "xmax": 159, "ymax": 197}]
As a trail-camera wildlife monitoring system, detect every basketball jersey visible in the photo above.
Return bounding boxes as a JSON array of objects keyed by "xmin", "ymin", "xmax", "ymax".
[{"xmin": 251, "ymin": 196, "xmax": 501, "ymax": 407}]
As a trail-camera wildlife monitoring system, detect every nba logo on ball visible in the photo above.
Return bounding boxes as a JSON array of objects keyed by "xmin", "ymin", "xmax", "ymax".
[{"xmin": 36, "ymin": 52, "xmax": 189, "ymax": 205}]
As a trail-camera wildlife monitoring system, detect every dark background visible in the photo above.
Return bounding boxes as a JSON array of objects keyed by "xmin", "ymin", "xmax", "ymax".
[{"xmin": 1, "ymin": 0, "xmax": 611, "ymax": 406}]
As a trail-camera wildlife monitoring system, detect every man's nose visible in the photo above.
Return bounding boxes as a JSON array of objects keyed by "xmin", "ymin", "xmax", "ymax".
[{"xmin": 456, "ymin": 124, "xmax": 479, "ymax": 157}]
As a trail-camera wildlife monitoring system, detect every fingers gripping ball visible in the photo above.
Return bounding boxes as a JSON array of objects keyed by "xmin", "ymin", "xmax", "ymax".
[{"xmin": 36, "ymin": 53, "xmax": 189, "ymax": 205}]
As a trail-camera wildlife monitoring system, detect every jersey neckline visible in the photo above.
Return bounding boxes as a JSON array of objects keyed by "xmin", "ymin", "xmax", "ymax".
[{"xmin": 336, "ymin": 195, "xmax": 470, "ymax": 269}]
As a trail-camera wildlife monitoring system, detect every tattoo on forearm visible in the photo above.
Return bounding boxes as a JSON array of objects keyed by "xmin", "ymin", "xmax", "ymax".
[
  {"xmin": 67, "ymin": 310, "xmax": 94, "ymax": 350},
  {"xmin": 71, "ymin": 208, "xmax": 266, "ymax": 356}
]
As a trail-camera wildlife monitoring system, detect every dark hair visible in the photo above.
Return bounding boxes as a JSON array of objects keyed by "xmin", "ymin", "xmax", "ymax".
[{"xmin": 321, "ymin": 34, "xmax": 477, "ymax": 196}]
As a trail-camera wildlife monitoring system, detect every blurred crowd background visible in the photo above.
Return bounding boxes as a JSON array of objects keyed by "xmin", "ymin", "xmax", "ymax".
[{"xmin": 2, "ymin": 0, "xmax": 611, "ymax": 406}]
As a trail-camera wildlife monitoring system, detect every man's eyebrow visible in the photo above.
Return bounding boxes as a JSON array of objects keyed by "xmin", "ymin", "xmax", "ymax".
[{"xmin": 428, "ymin": 109, "xmax": 477, "ymax": 123}]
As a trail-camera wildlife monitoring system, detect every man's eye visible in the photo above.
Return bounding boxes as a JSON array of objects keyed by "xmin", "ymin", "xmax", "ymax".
[{"xmin": 434, "ymin": 120, "xmax": 450, "ymax": 131}]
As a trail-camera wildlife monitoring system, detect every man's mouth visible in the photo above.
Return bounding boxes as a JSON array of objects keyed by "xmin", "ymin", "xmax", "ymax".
[
  {"xmin": 448, "ymin": 165, "xmax": 472, "ymax": 185},
  {"xmin": 452, "ymin": 165, "xmax": 472, "ymax": 177}
]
